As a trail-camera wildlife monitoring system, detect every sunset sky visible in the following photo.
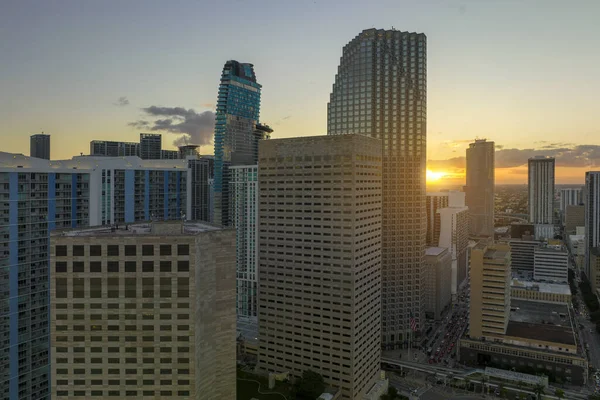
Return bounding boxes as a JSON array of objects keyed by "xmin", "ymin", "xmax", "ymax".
[{"xmin": 1, "ymin": 0, "xmax": 599, "ymax": 184}]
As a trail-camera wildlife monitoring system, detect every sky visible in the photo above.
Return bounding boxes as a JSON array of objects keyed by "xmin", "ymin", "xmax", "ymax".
[{"xmin": 1, "ymin": 0, "xmax": 599, "ymax": 184}]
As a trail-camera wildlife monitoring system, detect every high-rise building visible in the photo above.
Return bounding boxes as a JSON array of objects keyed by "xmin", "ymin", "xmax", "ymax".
[
  {"xmin": 584, "ymin": 171, "xmax": 600, "ymax": 279},
  {"xmin": 49, "ymin": 221, "xmax": 236, "ymax": 399},
  {"xmin": 0, "ymin": 151, "xmax": 196, "ymax": 399},
  {"xmin": 465, "ymin": 139, "xmax": 495, "ymax": 238},
  {"xmin": 30, "ymin": 133, "xmax": 50, "ymax": 160},
  {"xmin": 213, "ymin": 60, "xmax": 262, "ymax": 227},
  {"xmin": 230, "ymin": 165, "xmax": 258, "ymax": 318},
  {"xmin": 560, "ymin": 188, "xmax": 582, "ymax": 222},
  {"xmin": 565, "ymin": 205, "xmax": 585, "ymax": 234},
  {"xmin": 528, "ymin": 157, "xmax": 555, "ymax": 225},
  {"xmin": 327, "ymin": 28, "xmax": 427, "ymax": 346},
  {"xmin": 423, "ymin": 247, "xmax": 452, "ymax": 321},
  {"xmin": 257, "ymin": 135, "xmax": 382, "ymax": 399},
  {"xmin": 90, "ymin": 140, "xmax": 140, "ymax": 157},
  {"xmin": 188, "ymin": 156, "xmax": 214, "ymax": 222},
  {"xmin": 437, "ymin": 191, "xmax": 470, "ymax": 296},
  {"xmin": 534, "ymin": 243, "xmax": 568, "ymax": 283},
  {"xmin": 469, "ymin": 242, "xmax": 511, "ymax": 340},
  {"xmin": 426, "ymin": 192, "xmax": 449, "ymax": 246},
  {"xmin": 140, "ymin": 133, "xmax": 163, "ymax": 160}
]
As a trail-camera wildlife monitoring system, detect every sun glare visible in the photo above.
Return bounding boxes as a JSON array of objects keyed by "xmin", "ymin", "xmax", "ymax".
[{"xmin": 426, "ymin": 169, "xmax": 446, "ymax": 182}]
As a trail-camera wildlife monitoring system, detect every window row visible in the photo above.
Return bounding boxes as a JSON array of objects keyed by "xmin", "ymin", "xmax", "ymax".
[
  {"xmin": 55, "ymin": 243, "xmax": 189, "ymax": 257},
  {"xmin": 55, "ymin": 260, "xmax": 189, "ymax": 273}
]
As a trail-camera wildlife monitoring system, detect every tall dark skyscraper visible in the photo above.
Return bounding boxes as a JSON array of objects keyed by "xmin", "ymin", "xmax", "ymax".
[
  {"xmin": 465, "ymin": 139, "xmax": 495, "ymax": 237},
  {"xmin": 30, "ymin": 133, "xmax": 50, "ymax": 160},
  {"xmin": 328, "ymin": 28, "xmax": 427, "ymax": 347},
  {"xmin": 213, "ymin": 60, "xmax": 262, "ymax": 227},
  {"xmin": 528, "ymin": 156, "xmax": 555, "ymax": 225}
]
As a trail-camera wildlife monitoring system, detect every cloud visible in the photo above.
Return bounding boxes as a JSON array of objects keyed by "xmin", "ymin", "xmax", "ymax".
[
  {"xmin": 129, "ymin": 106, "xmax": 215, "ymax": 147},
  {"xmin": 114, "ymin": 96, "xmax": 130, "ymax": 107},
  {"xmin": 428, "ymin": 144, "xmax": 600, "ymax": 170},
  {"xmin": 201, "ymin": 103, "xmax": 215, "ymax": 109}
]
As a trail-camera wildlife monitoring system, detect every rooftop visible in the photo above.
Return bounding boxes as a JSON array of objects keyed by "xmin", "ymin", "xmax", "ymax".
[
  {"xmin": 511, "ymin": 279, "xmax": 571, "ymax": 295},
  {"xmin": 425, "ymin": 247, "xmax": 447, "ymax": 256},
  {"xmin": 506, "ymin": 300, "xmax": 574, "ymax": 345},
  {"xmin": 51, "ymin": 221, "xmax": 223, "ymax": 237},
  {"xmin": 484, "ymin": 249, "xmax": 508, "ymax": 260}
]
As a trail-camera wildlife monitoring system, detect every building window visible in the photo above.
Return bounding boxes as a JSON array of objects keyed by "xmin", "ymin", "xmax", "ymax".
[
  {"xmin": 90, "ymin": 245, "xmax": 102, "ymax": 256},
  {"xmin": 56, "ymin": 278, "xmax": 68, "ymax": 298},
  {"xmin": 73, "ymin": 278, "xmax": 85, "ymax": 298},
  {"xmin": 177, "ymin": 244, "xmax": 189, "ymax": 256},
  {"xmin": 125, "ymin": 245, "xmax": 137, "ymax": 256},
  {"xmin": 125, "ymin": 278, "xmax": 136, "ymax": 298},
  {"xmin": 73, "ymin": 245, "xmax": 85, "ymax": 256},
  {"xmin": 56, "ymin": 245, "xmax": 67, "ymax": 257},
  {"xmin": 55, "ymin": 262, "xmax": 67, "ymax": 273},
  {"xmin": 142, "ymin": 261, "xmax": 154, "ymax": 272},
  {"xmin": 177, "ymin": 261, "xmax": 189, "ymax": 272},
  {"xmin": 142, "ymin": 245, "xmax": 154, "ymax": 256},
  {"xmin": 90, "ymin": 261, "xmax": 102, "ymax": 273},
  {"xmin": 160, "ymin": 245, "xmax": 172, "ymax": 256},
  {"xmin": 108, "ymin": 261, "xmax": 119, "ymax": 273},
  {"xmin": 160, "ymin": 261, "xmax": 172, "ymax": 272},
  {"xmin": 125, "ymin": 262, "xmax": 136, "ymax": 273},
  {"xmin": 107, "ymin": 245, "xmax": 119, "ymax": 256},
  {"xmin": 73, "ymin": 262, "xmax": 85, "ymax": 273},
  {"xmin": 90, "ymin": 278, "xmax": 102, "ymax": 298}
]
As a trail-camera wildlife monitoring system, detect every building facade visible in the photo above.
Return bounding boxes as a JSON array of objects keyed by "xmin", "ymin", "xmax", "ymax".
[
  {"xmin": 560, "ymin": 188, "xmax": 582, "ymax": 222},
  {"xmin": 213, "ymin": 60, "xmax": 262, "ymax": 227},
  {"xmin": 188, "ymin": 156, "xmax": 214, "ymax": 222},
  {"xmin": 423, "ymin": 247, "xmax": 452, "ymax": 321},
  {"xmin": 506, "ymin": 238, "xmax": 538, "ymax": 273},
  {"xmin": 140, "ymin": 133, "xmax": 163, "ymax": 160},
  {"xmin": 465, "ymin": 139, "xmax": 495, "ymax": 238},
  {"xmin": 30, "ymin": 133, "xmax": 51, "ymax": 160},
  {"xmin": 533, "ymin": 244, "xmax": 568, "ymax": 283},
  {"xmin": 510, "ymin": 279, "xmax": 571, "ymax": 304},
  {"xmin": 437, "ymin": 191, "xmax": 469, "ymax": 295},
  {"xmin": 469, "ymin": 243, "xmax": 511, "ymax": 340},
  {"xmin": 585, "ymin": 171, "xmax": 600, "ymax": 280},
  {"xmin": 49, "ymin": 221, "xmax": 236, "ymax": 399},
  {"xmin": 528, "ymin": 157, "xmax": 555, "ymax": 225},
  {"xmin": 90, "ymin": 140, "xmax": 140, "ymax": 157},
  {"xmin": 327, "ymin": 28, "xmax": 427, "ymax": 346},
  {"xmin": 565, "ymin": 205, "xmax": 585, "ymax": 234},
  {"xmin": 230, "ymin": 165, "xmax": 258, "ymax": 318},
  {"xmin": 257, "ymin": 135, "xmax": 382, "ymax": 399},
  {"xmin": 426, "ymin": 192, "xmax": 448, "ymax": 246}
]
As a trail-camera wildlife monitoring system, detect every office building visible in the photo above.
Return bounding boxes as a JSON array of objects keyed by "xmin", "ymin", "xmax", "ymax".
[
  {"xmin": 30, "ymin": 133, "xmax": 51, "ymax": 160},
  {"xmin": 179, "ymin": 145, "xmax": 200, "ymax": 159},
  {"xmin": 160, "ymin": 149, "xmax": 179, "ymax": 160},
  {"xmin": 437, "ymin": 191, "xmax": 469, "ymax": 295},
  {"xmin": 213, "ymin": 60, "xmax": 263, "ymax": 227},
  {"xmin": 188, "ymin": 156, "xmax": 214, "ymax": 222},
  {"xmin": 505, "ymin": 238, "xmax": 537, "ymax": 273},
  {"xmin": 424, "ymin": 247, "xmax": 452, "ymax": 321},
  {"xmin": 533, "ymin": 243, "xmax": 568, "ymax": 283},
  {"xmin": 528, "ymin": 157, "xmax": 555, "ymax": 225},
  {"xmin": 565, "ymin": 204, "xmax": 585, "ymax": 234},
  {"xmin": 426, "ymin": 192, "xmax": 448, "ymax": 246},
  {"xmin": 465, "ymin": 139, "xmax": 495, "ymax": 238},
  {"xmin": 140, "ymin": 133, "xmax": 163, "ymax": 160},
  {"xmin": 230, "ymin": 165, "xmax": 258, "ymax": 318},
  {"xmin": 510, "ymin": 278, "xmax": 571, "ymax": 304},
  {"xmin": 327, "ymin": 28, "xmax": 427, "ymax": 346},
  {"xmin": 560, "ymin": 188, "xmax": 582, "ymax": 222},
  {"xmin": 49, "ymin": 221, "xmax": 236, "ymax": 399},
  {"xmin": 257, "ymin": 135, "xmax": 383, "ymax": 399},
  {"xmin": 469, "ymin": 242, "xmax": 511, "ymax": 340},
  {"xmin": 585, "ymin": 171, "xmax": 600, "ymax": 280},
  {"xmin": 90, "ymin": 140, "xmax": 139, "ymax": 157},
  {"xmin": 589, "ymin": 248, "xmax": 600, "ymax": 293}
]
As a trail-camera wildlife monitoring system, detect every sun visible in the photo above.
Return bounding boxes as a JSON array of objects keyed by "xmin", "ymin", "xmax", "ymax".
[{"xmin": 426, "ymin": 169, "xmax": 446, "ymax": 182}]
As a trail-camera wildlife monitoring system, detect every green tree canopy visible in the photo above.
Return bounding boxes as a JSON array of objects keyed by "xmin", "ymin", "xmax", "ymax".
[{"xmin": 294, "ymin": 370, "xmax": 326, "ymax": 400}]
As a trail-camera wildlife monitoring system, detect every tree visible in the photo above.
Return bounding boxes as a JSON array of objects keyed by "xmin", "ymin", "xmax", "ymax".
[
  {"xmin": 293, "ymin": 370, "xmax": 325, "ymax": 400},
  {"xmin": 554, "ymin": 388, "xmax": 565, "ymax": 399},
  {"xmin": 533, "ymin": 383, "xmax": 545, "ymax": 400}
]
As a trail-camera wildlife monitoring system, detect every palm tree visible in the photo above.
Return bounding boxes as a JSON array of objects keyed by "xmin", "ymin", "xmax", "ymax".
[
  {"xmin": 554, "ymin": 388, "xmax": 565, "ymax": 399},
  {"xmin": 533, "ymin": 383, "xmax": 545, "ymax": 400}
]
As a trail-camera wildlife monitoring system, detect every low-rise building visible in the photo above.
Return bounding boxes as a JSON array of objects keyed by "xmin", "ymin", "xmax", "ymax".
[
  {"xmin": 510, "ymin": 279, "xmax": 571, "ymax": 304},
  {"xmin": 424, "ymin": 247, "xmax": 452, "ymax": 321},
  {"xmin": 533, "ymin": 243, "xmax": 568, "ymax": 283}
]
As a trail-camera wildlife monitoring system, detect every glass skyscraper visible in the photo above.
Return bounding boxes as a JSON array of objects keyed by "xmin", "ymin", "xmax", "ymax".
[
  {"xmin": 213, "ymin": 60, "xmax": 262, "ymax": 227},
  {"xmin": 327, "ymin": 28, "xmax": 427, "ymax": 347}
]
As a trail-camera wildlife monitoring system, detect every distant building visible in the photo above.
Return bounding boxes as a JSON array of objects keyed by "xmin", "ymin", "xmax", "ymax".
[
  {"xmin": 257, "ymin": 134, "xmax": 383, "ymax": 399},
  {"xmin": 469, "ymin": 242, "xmax": 511, "ymax": 340},
  {"xmin": 505, "ymin": 238, "xmax": 538, "ymax": 273},
  {"xmin": 560, "ymin": 188, "xmax": 582, "ymax": 222},
  {"xmin": 437, "ymin": 191, "xmax": 470, "ymax": 295},
  {"xmin": 565, "ymin": 205, "xmax": 585, "ymax": 234},
  {"xmin": 188, "ymin": 156, "xmax": 214, "ymax": 222},
  {"xmin": 528, "ymin": 157, "xmax": 555, "ymax": 225},
  {"xmin": 424, "ymin": 247, "xmax": 452, "ymax": 321},
  {"xmin": 585, "ymin": 171, "xmax": 600, "ymax": 280},
  {"xmin": 589, "ymin": 248, "xmax": 600, "ymax": 294},
  {"xmin": 569, "ymin": 230, "xmax": 585, "ymax": 270},
  {"xmin": 179, "ymin": 144, "xmax": 200, "ymax": 159},
  {"xmin": 510, "ymin": 278, "xmax": 571, "ymax": 304},
  {"xmin": 30, "ymin": 133, "xmax": 50, "ymax": 159},
  {"xmin": 160, "ymin": 149, "xmax": 179, "ymax": 159},
  {"xmin": 426, "ymin": 192, "xmax": 449, "ymax": 246},
  {"xmin": 465, "ymin": 139, "xmax": 495, "ymax": 238},
  {"xmin": 50, "ymin": 221, "xmax": 237, "ymax": 399},
  {"xmin": 90, "ymin": 140, "xmax": 139, "ymax": 157},
  {"xmin": 140, "ymin": 133, "xmax": 163, "ymax": 160},
  {"xmin": 533, "ymin": 243, "xmax": 568, "ymax": 283}
]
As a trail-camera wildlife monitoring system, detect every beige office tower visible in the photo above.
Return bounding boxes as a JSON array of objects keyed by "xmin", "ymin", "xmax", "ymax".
[
  {"xmin": 328, "ymin": 28, "xmax": 427, "ymax": 347},
  {"xmin": 49, "ymin": 221, "xmax": 236, "ymax": 400},
  {"xmin": 256, "ymin": 135, "xmax": 382, "ymax": 399},
  {"xmin": 469, "ymin": 242, "xmax": 511, "ymax": 340}
]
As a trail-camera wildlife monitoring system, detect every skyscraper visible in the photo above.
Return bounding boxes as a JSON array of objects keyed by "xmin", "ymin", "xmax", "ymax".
[
  {"xmin": 50, "ymin": 221, "xmax": 237, "ymax": 399},
  {"xmin": 528, "ymin": 156, "xmax": 555, "ymax": 225},
  {"xmin": 560, "ymin": 187, "xmax": 582, "ymax": 223},
  {"xmin": 213, "ymin": 60, "xmax": 262, "ymax": 227},
  {"xmin": 30, "ymin": 133, "xmax": 50, "ymax": 160},
  {"xmin": 465, "ymin": 139, "xmax": 495, "ymax": 238},
  {"xmin": 256, "ymin": 135, "xmax": 382, "ymax": 399},
  {"xmin": 327, "ymin": 28, "xmax": 427, "ymax": 347},
  {"xmin": 140, "ymin": 133, "xmax": 163, "ymax": 160},
  {"xmin": 90, "ymin": 140, "xmax": 139, "ymax": 157},
  {"xmin": 188, "ymin": 156, "xmax": 214, "ymax": 222},
  {"xmin": 584, "ymin": 171, "xmax": 600, "ymax": 279},
  {"xmin": 426, "ymin": 192, "xmax": 449, "ymax": 246}
]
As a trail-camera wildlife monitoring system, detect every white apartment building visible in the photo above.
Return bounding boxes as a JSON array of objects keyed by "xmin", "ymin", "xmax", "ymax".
[{"xmin": 534, "ymin": 244, "xmax": 568, "ymax": 283}]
